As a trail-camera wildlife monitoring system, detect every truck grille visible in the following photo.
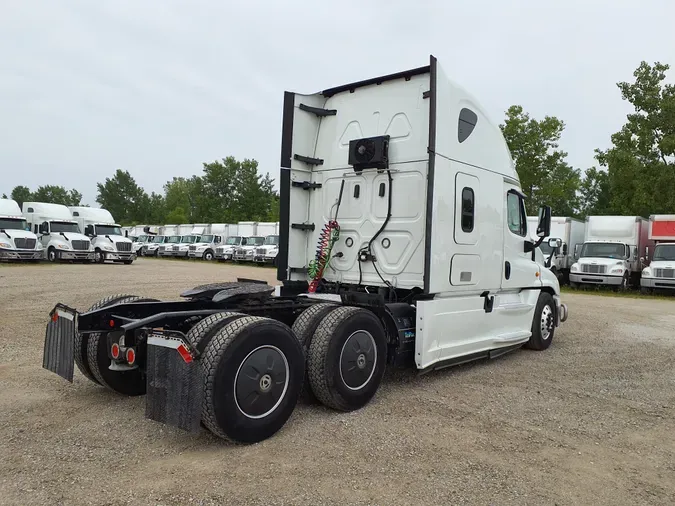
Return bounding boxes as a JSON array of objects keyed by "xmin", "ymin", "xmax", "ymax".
[
  {"xmin": 581, "ymin": 264, "xmax": 606, "ymax": 274},
  {"xmin": 14, "ymin": 238, "xmax": 37, "ymax": 249},
  {"xmin": 189, "ymin": 246, "xmax": 197, "ymax": 251},
  {"xmin": 216, "ymin": 247, "xmax": 224, "ymax": 253},
  {"xmin": 71, "ymin": 240, "xmax": 90, "ymax": 251},
  {"xmin": 159, "ymin": 245, "xmax": 166, "ymax": 251},
  {"xmin": 116, "ymin": 242, "xmax": 132, "ymax": 252},
  {"xmin": 256, "ymin": 248, "xmax": 265, "ymax": 255},
  {"xmin": 654, "ymin": 268, "xmax": 675, "ymax": 278}
]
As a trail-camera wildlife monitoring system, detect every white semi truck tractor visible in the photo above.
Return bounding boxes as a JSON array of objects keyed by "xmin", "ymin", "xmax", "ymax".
[
  {"xmin": 0, "ymin": 198, "xmax": 43, "ymax": 261},
  {"xmin": 22, "ymin": 202, "xmax": 95, "ymax": 262},
  {"xmin": 41, "ymin": 55, "xmax": 568, "ymax": 446},
  {"xmin": 69, "ymin": 207, "xmax": 136, "ymax": 264}
]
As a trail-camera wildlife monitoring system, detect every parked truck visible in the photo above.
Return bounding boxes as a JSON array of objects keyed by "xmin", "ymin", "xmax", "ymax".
[
  {"xmin": 570, "ymin": 216, "xmax": 653, "ymax": 289},
  {"xmin": 527, "ymin": 216, "xmax": 585, "ymax": 284},
  {"xmin": 640, "ymin": 214, "xmax": 675, "ymax": 293},
  {"xmin": 41, "ymin": 55, "xmax": 568, "ymax": 445},
  {"xmin": 0, "ymin": 198, "xmax": 43, "ymax": 261},
  {"xmin": 69, "ymin": 207, "xmax": 136, "ymax": 265},
  {"xmin": 233, "ymin": 235, "xmax": 266, "ymax": 262},
  {"xmin": 253, "ymin": 234, "xmax": 280, "ymax": 266},
  {"xmin": 23, "ymin": 202, "xmax": 94, "ymax": 262},
  {"xmin": 215, "ymin": 223, "xmax": 256, "ymax": 261},
  {"xmin": 188, "ymin": 224, "xmax": 228, "ymax": 261}
]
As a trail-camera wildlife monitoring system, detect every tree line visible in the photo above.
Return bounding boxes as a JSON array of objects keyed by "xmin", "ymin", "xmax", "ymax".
[
  {"xmin": 3, "ymin": 60, "xmax": 673, "ymax": 223},
  {"xmin": 4, "ymin": 157, "xmax": 280, "ymax": 226}
]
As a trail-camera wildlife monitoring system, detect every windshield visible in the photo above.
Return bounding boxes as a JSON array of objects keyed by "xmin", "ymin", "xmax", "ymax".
[
  {"xmin": 95, "ymin": 225, "xmax": 123, "ymax": 236},
  {"xmin": 0, "ymin": 217, "xmax": 28, "ymax": 230},
  {"xmin": 264, "ymin": 235, "xmax": 279, "ymax": 246},
  {"xmin": 249, "ymin": 236, "xmax": 265, "ymax": 246},
  {"xmin": 226, "ymin": 236, "xmax": 241, "ymax": 245},
  {"xmin": 166, "ymin": 236, "xmax": 181, "ymax": 244},
  {"xmin": 51, "ymin": 221, "xmax": 81, "ymax": 233},
  {"xmin": 181, "ymin": 236, "xmax": 198, "ymax": 244},
  {"xmin": 580, "ymin": 242, "xmax": 627, "ymax": 259},
  {"xmin": 652, "ymin": 244, "xmax": 675, "ymax": 261},
  {"xmin": 153, "ymin": 236, "xmax": 166, "ymax": 244},
  {"xmin": 199, "ymin": 235, "xmax": 214, "ymax": 243}
]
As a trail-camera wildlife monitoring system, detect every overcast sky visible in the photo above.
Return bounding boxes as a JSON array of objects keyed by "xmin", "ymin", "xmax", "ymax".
[{"xmin": 1, "ymin": 0, "xmax": 674, "ymax": 205}]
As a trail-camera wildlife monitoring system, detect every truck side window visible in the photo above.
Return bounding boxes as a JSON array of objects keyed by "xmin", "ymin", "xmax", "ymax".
[
  {"xmin": 507, "ymin": 191, "xmax": 526, "ymax": 237},
  {"xmin": 461, "ymin": 187, "xmax": 474, "ymax": 232}
]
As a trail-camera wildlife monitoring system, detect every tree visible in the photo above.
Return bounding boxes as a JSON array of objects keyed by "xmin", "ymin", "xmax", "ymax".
[
  {"xmin": 577, "ymin": 167, "xmax": 610, "ymax": 218},
  {"xmin": 30, "ymin": 185, "xmax": 82, "ymax": 206},
  {"xmin": 595, "ymin": 61, "xmax": 675, "ymax": 216},
  {"xmin": 164, "ymin": 176, "xmax": 204, "ymax": 223},
  {"xmin": 165, "ymin": 206, "xmax": 188, "ymax": 224},
  {"xmin": 1, "ymin": 193, "xmax": 6, "ymax": 199},
  {"xmin": 200, "ymin": 157, "xmax": 239, "ymax": 222},
  {"xmin": 500, "ymin": 106, "xmax": 581, "ymax": 216},
  {"xmin": 96, "ymin": 170, "xmax": 150, "ymax": 225}
]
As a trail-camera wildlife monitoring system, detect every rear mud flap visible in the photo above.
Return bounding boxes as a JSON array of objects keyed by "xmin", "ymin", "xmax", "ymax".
[
  {"xmin": 145, "ymin": 334, "xmax": 203, "ymax": 433},
  {"xmin": 43, "ymin": 305, "xmax": 77, "ymax": 382}
]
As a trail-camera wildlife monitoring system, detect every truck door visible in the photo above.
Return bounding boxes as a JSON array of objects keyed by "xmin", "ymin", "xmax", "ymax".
[{"xmin": 501, "ymin": 185, "xmax": 541, "ymax": 290}]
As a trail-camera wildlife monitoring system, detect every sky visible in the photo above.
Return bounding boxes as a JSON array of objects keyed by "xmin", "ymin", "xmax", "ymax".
[{"xmin": 1, "ymin": 0, "xmax": 674, "ymax": 206}]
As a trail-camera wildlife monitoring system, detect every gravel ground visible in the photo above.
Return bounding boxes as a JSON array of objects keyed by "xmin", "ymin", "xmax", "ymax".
[{"xmin": 0, "ymin": 258, "xmax": 674, "ymax": 506}]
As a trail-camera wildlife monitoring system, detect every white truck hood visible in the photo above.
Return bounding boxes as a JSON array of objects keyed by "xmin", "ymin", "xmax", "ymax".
[
  {"xmin": 576, "ymin": 257, "xmax": 626, "ymax": 268},
  {"xmin": 646, "ymin": 260, "xmax": 675, "ymax": 272},
  {"xmin": 1, "ymin": 229, "xmax": 37, "ymax": 240}
]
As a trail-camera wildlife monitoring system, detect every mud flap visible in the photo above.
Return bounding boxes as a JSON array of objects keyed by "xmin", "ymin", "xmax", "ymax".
[
  {"xmin": 42, "ymin": 304, "xmax": 78, "ymax": 382},
  {"xmin": 145, "ymin": 333, "xmax": 203, "ymax": 433}
]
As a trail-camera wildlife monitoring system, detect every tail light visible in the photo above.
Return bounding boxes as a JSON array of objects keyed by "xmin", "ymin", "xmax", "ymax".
[
  {"xmin": 126, "ymin": 348, "xmax": 136, "ymax": 365},
  {"xmin": 111, "ymin": 343, "xmax": 120, "ymax": 359}
]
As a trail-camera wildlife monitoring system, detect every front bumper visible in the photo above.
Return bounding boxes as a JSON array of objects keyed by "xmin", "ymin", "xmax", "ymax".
[
  {"xmin": 60, "ymin": 251, "xmax": 95, "ymax": 260},
  {"xmin": 104, "ymin": 252, "xmax": 136, "ymax": 261},
  {"xmin": 215, "ymin": 251, "xmax": 233, "ymax": 260},
  {"xmin": 641, "ymin": 277, "xmax": 675, "ymax": 289},
  {"xmin": 0, "ymin": 249, "xmax": 44, "ymax": 260},
  {"xmin": 569, "ymin": 273, "xmax": 624, "ymax": 286},
  {"xmin": 253, "ymin": 255, "xmax": 276, "ymax": 264}
]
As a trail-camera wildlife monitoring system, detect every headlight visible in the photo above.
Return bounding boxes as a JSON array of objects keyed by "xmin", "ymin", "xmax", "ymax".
[
  {"xmin": 571, "ymin": 263, "xmax": 579, "ymax": 272},
  {"xmin": 103, "ymin": 244, "xmax": 115, "ymax": 251},
  {"xmin": 642, "ymin": 268, "xmax": 652, "ymax": 277},
  {"xmin": 610, "ymin": 267, "xmax": 624, "ymax": 274},
  {"xmin": 57, "ymin": 244, "xmax": 71, "ymax": 250},
  {"xmin": 0, "ymin": 242, "xmax": 11, "ymax": 249}
]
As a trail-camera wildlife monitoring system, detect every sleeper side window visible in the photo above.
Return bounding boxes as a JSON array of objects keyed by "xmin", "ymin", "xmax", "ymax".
[
  {"xmin": 461, "ymin": 187, "xmax": 474, "ymax": 233},
  {"xmin": 507, "ymin": 191, "xmax": 526, "ymax": 237}
]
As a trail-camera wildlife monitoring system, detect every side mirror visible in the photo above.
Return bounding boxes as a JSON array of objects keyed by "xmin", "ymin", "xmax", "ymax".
[
  {"xmin": 536, "ymin": 206, "xmax": 551, "ymax": 238},
  {"xmin": 562, "ymin": 243, "xmax": 568, "ymax": 256},
  {"xmin": 645, "ymin": 246, "xmax": 649, "ymax": 259},
  {"xmin": 574, "ymin": 244, "xmax": 581, "ymax": 260},
  {"xmin": 84, "ymin": 225, "xmax": 95, "ymax": 237},
  {"xmin": 548, "ymin": 238, "xmax": 562, "ymax": 249},
  {"xmin": 39, "ymin": 222, "xmax": 49, "ymax": 234}
]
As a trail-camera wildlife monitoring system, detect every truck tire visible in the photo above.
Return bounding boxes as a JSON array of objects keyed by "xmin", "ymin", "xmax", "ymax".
[
  {"xmin": 203, "ymin": 250, "xmax": 215, "ymax": 261},
  {"xmin": 87, "ymin": 296, "xmax": 159, "ymax": 396},
  {"xmin": 123, "ymin": 260, "xmax": 133, "ymax": 265},
  {"xmin": 186, "ymin": 311, "xmax": 246, "ymax": 353},
  {"xmin": 291, "ymin": 303, "xmax": 338, "ymax": 402},
  {"xmin": 74, "ymin": 293, "xmax": 138, "ymax": 385},
  {"xmin": 95, "ymin": 249, "xmax": 106, "ymax": 264},
  {"xmin": 307, "ymin": 306, "xmax": 387, "ymax": 411},
  {"xmin": 47, "ymin": 247, "xmax": 58, "ymax": 263},
  {"xmin": 201, "ymin": 316, "xmax": 304, "ymax": 443},
  {"xmin": 525, "ymin": 292, "xmax": 555, "ymax": 351}
]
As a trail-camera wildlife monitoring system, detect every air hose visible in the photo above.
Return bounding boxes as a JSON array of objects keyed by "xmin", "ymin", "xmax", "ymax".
[{"xmin": 307, "ymin": 180, "xmax": 345, "ymax": 293}]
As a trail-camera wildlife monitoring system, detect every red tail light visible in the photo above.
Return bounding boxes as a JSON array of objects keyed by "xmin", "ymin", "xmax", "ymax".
[
  {"xmin": 176, "ymin": 344, "xmax": 193, "ymax": 364},
  {"xmin": 111, "ymin": 343, "xmax": 120, "ymax": 359},
  {"xmin": 126, "ymin": 348, "xmax": 136, "ymax": 365}
]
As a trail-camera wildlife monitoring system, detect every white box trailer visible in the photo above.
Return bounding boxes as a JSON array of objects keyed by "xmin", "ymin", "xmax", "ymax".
[
  {"xmin": 641, "ymin": 215, "xmax": 675, "ymax": 292},
  {"xmin": 527, "ymin": 216, "xmax": 585, "ymax": 283},
  {"xmin": 69, "ymin": 207, "xmax": 135, "ymax": 264},
  {"xmin": 41, "ymin": 55, "xmax": 568, "ymax": 446},
  {"xmin": 570, "ymin": 216, "xmax": 653, "ymax": 289},
  {"xmin": 22, "ymin": 202, "xmax": 95, "ymax": 262},
  {"xmin": 0, "ymin": 198, "xmax": 43, "ymax": 261}
]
